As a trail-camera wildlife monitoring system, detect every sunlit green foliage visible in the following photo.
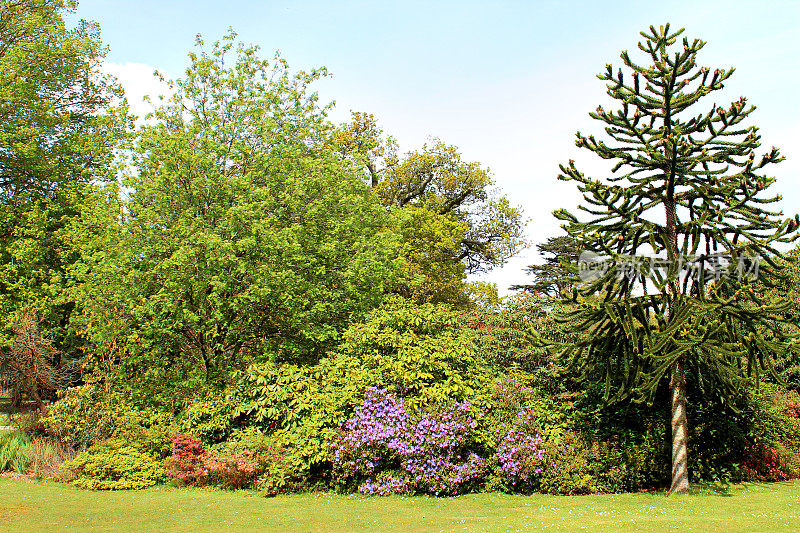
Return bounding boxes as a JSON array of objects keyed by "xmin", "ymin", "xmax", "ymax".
[
  {"xmin": 333, "ymin": 112, "xmax": 525, "ymax": 304},
  {"xmin": 0, "ymin": 0, "xmax": 129, "ymax": 357},
  {"xmin": 71, "ymin": 33, "xmax": 401, "ymax": 392}
]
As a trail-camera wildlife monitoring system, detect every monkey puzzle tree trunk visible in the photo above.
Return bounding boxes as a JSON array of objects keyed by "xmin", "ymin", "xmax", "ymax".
[
  {"xmin": 669, "ymin": 355, "xmax": 689, "ymax": 493},
  {"xmin": 665, "ymin": 128, "xmax": 689, "ymax": 493}
]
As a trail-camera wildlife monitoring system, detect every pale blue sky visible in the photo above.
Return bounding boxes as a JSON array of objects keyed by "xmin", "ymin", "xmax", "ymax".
[{"xmin": 74, "ymin": 0, "xmax": 800, "ymax": 292}]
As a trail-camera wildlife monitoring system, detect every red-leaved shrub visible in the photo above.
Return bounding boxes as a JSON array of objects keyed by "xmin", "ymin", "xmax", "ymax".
[
  {"xmin": 165, "ymin": 433, "xmax": 288, "ymax": 490},
  {"xmin": 742, "ymin": 444, "xmax": 798, "ymax": 481},
  {"xmin": 165, "ymin": 434, "xmax": 209, "ymax": 485}
]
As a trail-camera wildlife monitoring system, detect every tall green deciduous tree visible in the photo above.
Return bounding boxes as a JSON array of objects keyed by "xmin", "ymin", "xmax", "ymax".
[
  {"xmin": 74, "ymin": 33, "xmax": 400, "ymax": 393},
  {"xmin": 0, "ymin": 0, "xmax": 128, "ymax": 358},
  {"xmin": 554, "ymin": 24, "xmax": 799, "ymax": 493},
  {"xmin": 333, "ymin": 112, "xmax": 525, "ymax": 304}
]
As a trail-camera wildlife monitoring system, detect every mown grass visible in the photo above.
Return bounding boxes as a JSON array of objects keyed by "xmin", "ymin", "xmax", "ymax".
[{"xmin": 1, "ymin": 479, "xmax": 799, "ymax": 532}]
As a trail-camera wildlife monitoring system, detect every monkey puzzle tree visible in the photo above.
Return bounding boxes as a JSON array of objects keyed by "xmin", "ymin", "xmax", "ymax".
[{"xmin": 554, "ymin": 24, "xmax": 799, "ymax": 493}]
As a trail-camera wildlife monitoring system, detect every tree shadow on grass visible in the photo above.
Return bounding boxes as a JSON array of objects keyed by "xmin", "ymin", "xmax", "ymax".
[{"xmin": 640, "ymin": 482, "xmax": 735, "ymax": 498}]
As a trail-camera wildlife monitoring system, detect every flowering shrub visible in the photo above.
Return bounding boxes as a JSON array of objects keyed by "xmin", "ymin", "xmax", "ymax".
[
  {"xmin": 744, "ymin": 445, "xmax": 789, "ymax": 481},
  {"xmin": 204, "ymin": 451, "xmax": 260, "ymax": 489},
  {"xmin": 742, "ymin": 443, "xmax": 800, "ymax": 481},
  {"xmin": 495, "ymin": 411, "xmax": 545, "ymax": 491},
  {"xmin": 784, "ymin": 394, "xmax": 800, "ymax": 420},
  {"xmin": 738, "ymin": 386, "xmax": 800, "ymax": 482},
  {"xmin": 333, "ymin": 387, "xmax": 486, "ymax": 496},
  {"xmin": 165, "ymin": 433, "xmax": 209, "ymax": 485},
  {"xmin": 165, "ymin": 433, "xmax": 288, "ymax": 490}
]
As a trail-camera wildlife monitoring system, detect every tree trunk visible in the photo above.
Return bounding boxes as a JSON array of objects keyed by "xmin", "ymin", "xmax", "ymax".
[
  {"xmin": 665, "ymin": 170, "xmax": 689, "ymax": 493},
  {"xmin": 669, "ymin": 354, "xmax": 690, "ymax": 494}
]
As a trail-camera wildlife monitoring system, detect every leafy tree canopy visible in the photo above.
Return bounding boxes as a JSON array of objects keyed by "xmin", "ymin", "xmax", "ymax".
[
  {"xmin": 72, "ymin": 33, "xmax": 401, "ymax": 390},
  {"xmin": 0, "ymin": 0, "xmax": 128, "ymax": 356},
  {"xmin": 333, "ymin": 112, "xmax": 526, "ymax": 275}
]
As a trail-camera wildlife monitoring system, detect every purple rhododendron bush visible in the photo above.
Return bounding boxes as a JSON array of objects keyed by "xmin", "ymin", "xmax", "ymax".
[
  {"xmin": 330, "ymin": 387, "xmax": 550, "ymax": 496},
  {"xmin": 333, "ymin": 387, "xmax": 493, "ymax": 496}
]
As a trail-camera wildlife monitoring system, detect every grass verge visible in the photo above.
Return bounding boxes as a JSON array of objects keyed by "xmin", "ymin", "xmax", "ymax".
[{"xmin": 1, "ymin": 479, "xmax": 799, "ymax": 532}]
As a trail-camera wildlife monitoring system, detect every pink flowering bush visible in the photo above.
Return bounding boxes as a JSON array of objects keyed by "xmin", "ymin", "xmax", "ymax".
[
  {"xmin": 783, "ymin": 392, "xmax": 800, "ymax": 420},
  {"xmin": 743, "ymin": 444, "xmax": 791, "ymax": 481},
  {"xmin": 165, "ymin": 433, "xmax": 285, "ymax": 490},
  {"xmin": 165, "ymin": 434, "xmax": 209, "ymax": 485},
  {"xmin": 741, "ymin": 386, "xmax": 800, "ymax": 482}
]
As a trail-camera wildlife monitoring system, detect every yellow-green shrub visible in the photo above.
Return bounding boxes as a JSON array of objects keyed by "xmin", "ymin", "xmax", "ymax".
[{"xmin": 63, "ymin": 438, "xmax": 166, "ymax": 490}]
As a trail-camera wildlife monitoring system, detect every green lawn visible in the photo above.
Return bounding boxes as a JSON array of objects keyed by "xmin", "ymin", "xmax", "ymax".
[{"xmin": 1, "ymin": 480, "xmax": 799, "ymax": 532}]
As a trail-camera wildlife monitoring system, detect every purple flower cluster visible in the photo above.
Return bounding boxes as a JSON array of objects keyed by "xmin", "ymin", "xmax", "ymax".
[
  {"xmin": 333, "ymin": 387, "xmax": 486, "ymax": 496},
  {"xmin": 496, "ymin": 410, "xmax": 545, "ymax": 489},
  {"xmin": 333, "ymin": 387, "xmax": 409, "ymax": 477},
  {"xmin": 359, "ymin": 473, "xmax": 412, "ymax": 495},
  {"xmin": 491, "ymin": 376, "xmax": 535, "ymax": 409}
]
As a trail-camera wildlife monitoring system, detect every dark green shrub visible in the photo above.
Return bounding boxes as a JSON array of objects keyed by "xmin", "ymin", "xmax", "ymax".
[
  {"xmin": 603, "ymin": 430, "xmax": 669, "ymax": 492},
  {"xmin": 537, "ymin": 432, "xmax": 598, "ymax": 495},
  {"xmin": 533, "ymin": 429, "xmax": 668, "ymax": 495}
]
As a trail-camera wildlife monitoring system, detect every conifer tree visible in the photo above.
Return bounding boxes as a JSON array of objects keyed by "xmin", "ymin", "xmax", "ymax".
[
  {"xmin": 554, "ymin": 24, "xmax": 799, "ymax": 494},
  {"xmin": 511, "ymin": 236, "xmax": 579, "ymax": 297}
]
